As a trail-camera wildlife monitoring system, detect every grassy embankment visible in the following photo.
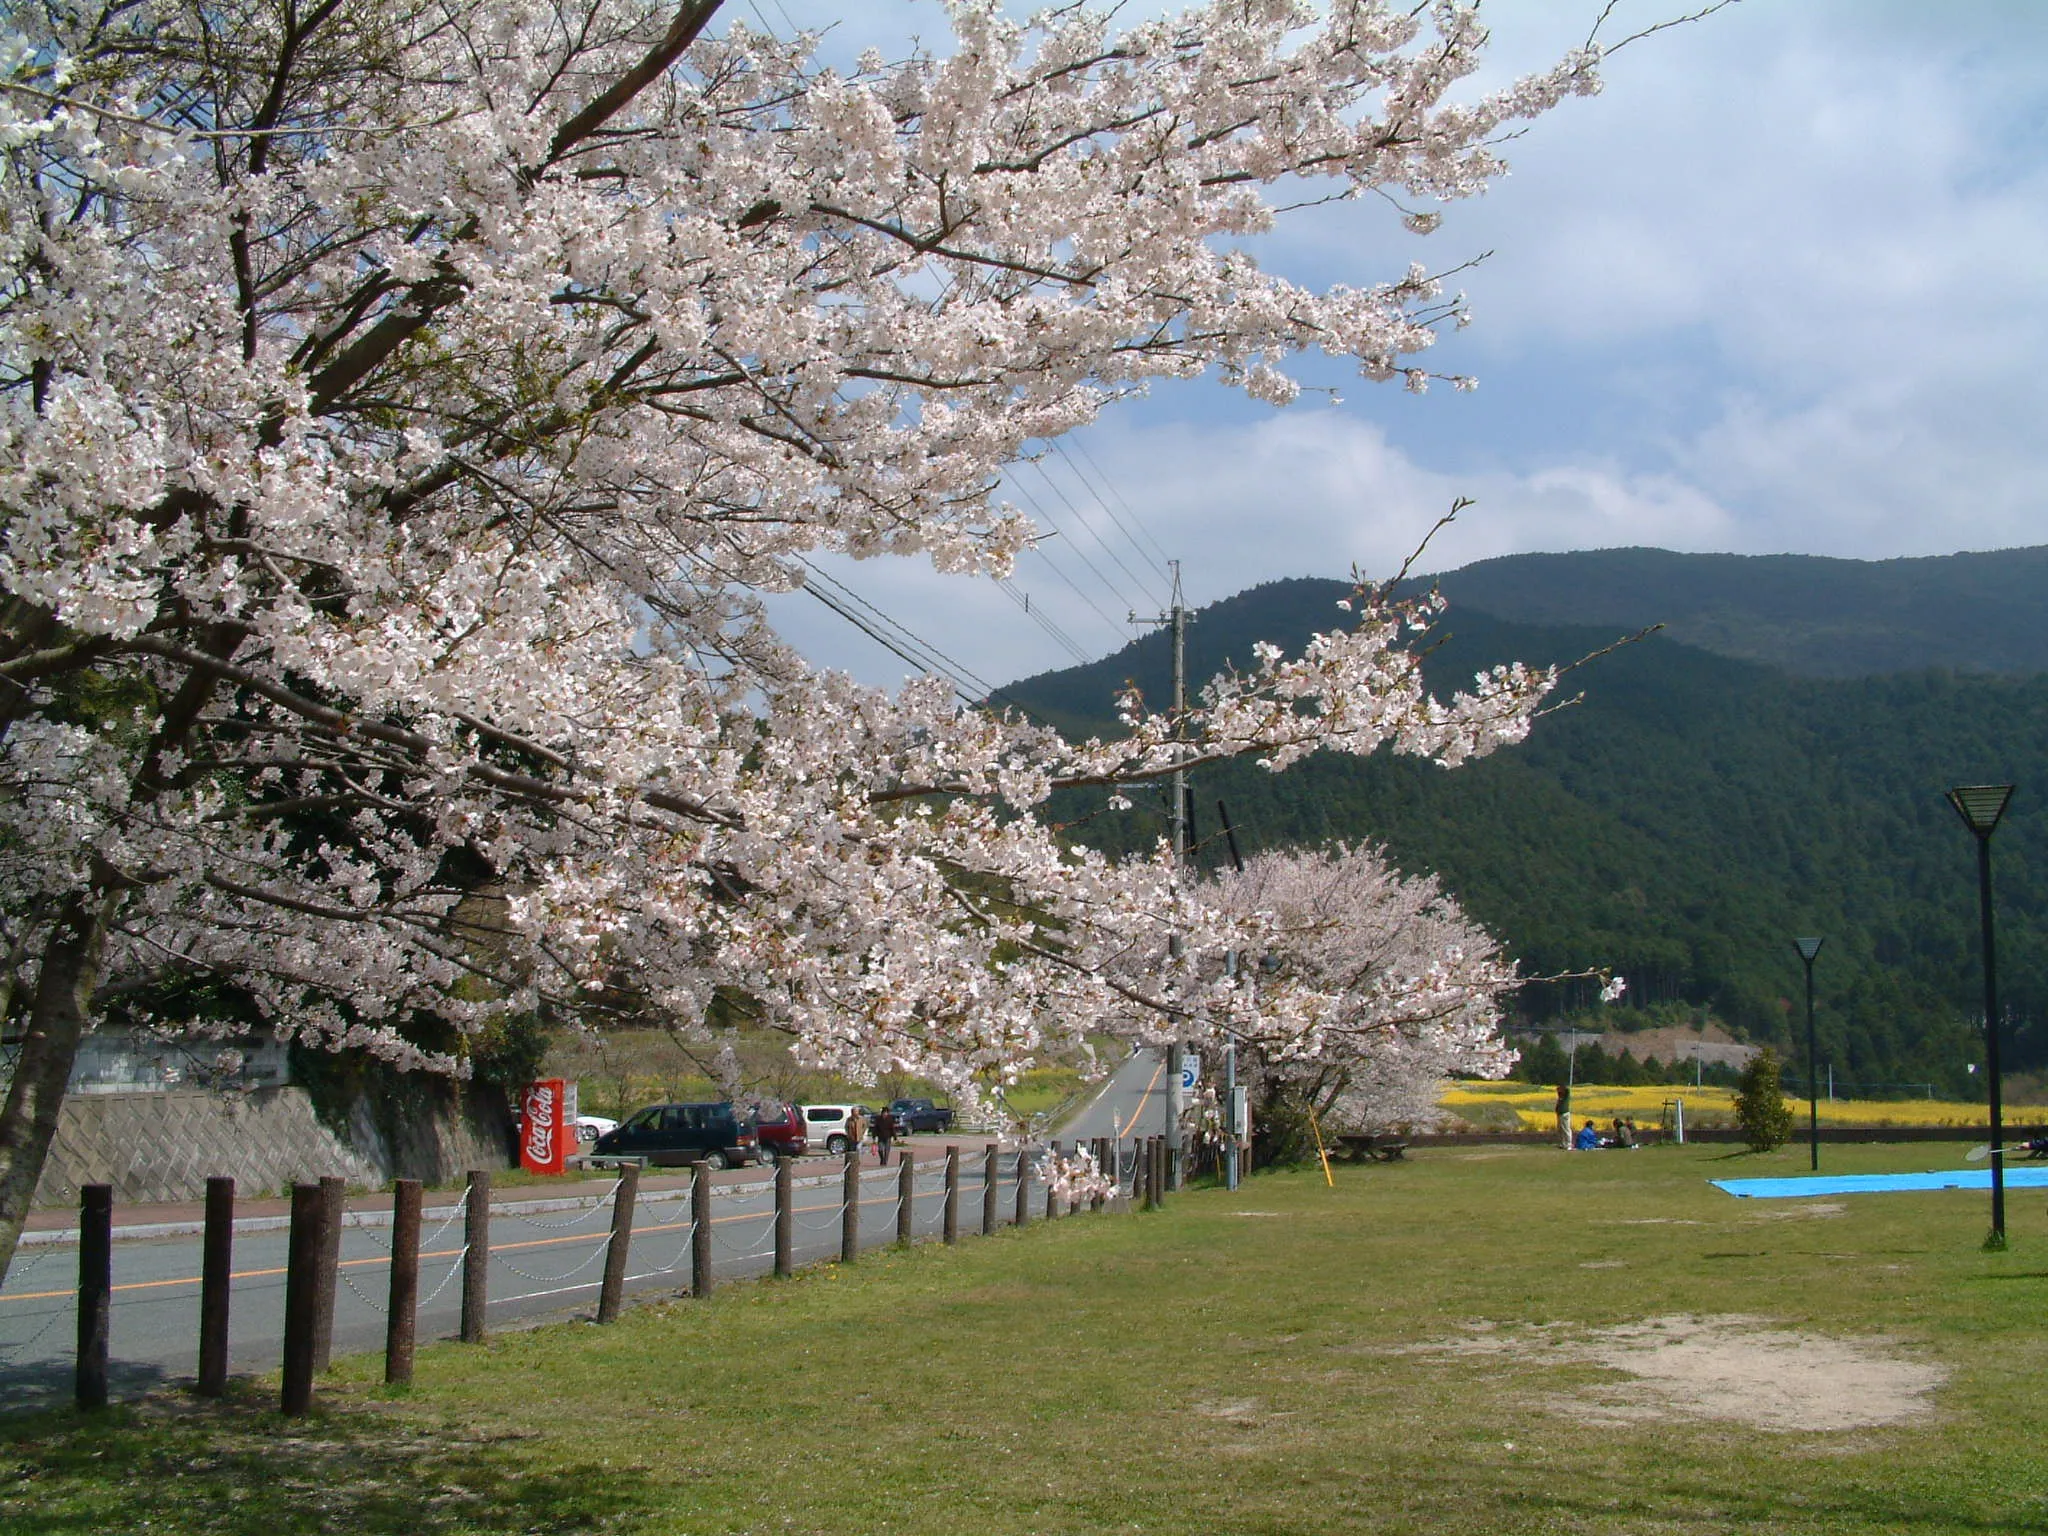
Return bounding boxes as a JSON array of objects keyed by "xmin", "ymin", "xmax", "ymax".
[{"xmin": 10, "ymin": 1140, "xmax": 2048, "ymax": 1533}]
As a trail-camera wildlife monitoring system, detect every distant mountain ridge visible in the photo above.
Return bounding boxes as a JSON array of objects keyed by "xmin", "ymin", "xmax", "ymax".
[
  {"xmin": 1429, "ymin": 545, "xmax": 2048, "ymax": 679},
  {"xmin": 999, "ymin": 545, "xmax": 2048, "ymax": 717},
  {"xmin": 994, "ymin": 545, "xmax": 2048, "ymax": 1096}
]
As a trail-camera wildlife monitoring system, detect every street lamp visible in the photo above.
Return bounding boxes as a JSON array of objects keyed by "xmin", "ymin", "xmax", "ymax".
[
  {"xmin": 1946, "ymin": 783, "xmax": 2014, "ymax": 1248},
  {"xmin": 1793, "ymin": 937, "xmax": 1824, "ymax": 1172}
]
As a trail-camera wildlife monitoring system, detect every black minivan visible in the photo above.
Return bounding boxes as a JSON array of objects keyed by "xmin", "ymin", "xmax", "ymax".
[{"xmin": 590, "ymin": 1102, "xmax": 761, "ymax": 1169}]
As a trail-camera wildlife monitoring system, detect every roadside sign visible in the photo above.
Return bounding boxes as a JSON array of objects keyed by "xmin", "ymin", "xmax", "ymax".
[{"xmin": 1180, "ymin": 1053, "xmax": 1201, "ymax": 1092}]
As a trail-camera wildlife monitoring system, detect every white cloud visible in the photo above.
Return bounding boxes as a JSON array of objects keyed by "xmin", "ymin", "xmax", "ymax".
[{"xmin": 758, "ymin": 1, "xmax": 2048, "ymax": 690}]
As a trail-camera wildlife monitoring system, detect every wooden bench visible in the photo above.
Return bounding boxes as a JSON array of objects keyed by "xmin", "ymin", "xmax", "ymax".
[{"xmin": 1363, "ymin": 1135, "xmax": 1407, "ymax": 1162}]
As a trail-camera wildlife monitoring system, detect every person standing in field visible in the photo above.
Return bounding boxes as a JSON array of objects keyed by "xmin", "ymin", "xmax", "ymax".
[{"xmin": 1556, "ymin": 1082, "xmax": 1572, "ymax": 1150}]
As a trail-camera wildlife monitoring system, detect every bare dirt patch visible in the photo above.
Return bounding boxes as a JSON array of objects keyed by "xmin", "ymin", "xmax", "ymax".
[
  {"xmin": 1747, "ymin": 1201, "xmax": 1846, "ymax": 1221},
  {"xmin": 1407, "ymin": 1314, "xmax": 1945, "ymax": 1432}
]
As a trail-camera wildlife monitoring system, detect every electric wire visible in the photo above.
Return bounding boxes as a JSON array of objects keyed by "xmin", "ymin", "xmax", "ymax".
[
  {"xmin": 1063, "ymin": 435, "xmax": 1176, "ymax": 573},
  {"xmin": 996, "ymin": 577, "xmax": 1093, "ymax": 665},
  {"xmin": 796, "ymin": 560, "xmax": 1064, "ymax": 722},
  {"xmin": 1014, "ymin": 456, "xmax": 1156, "ymax": 619},
  {"xmin": 798, "ymin": 560, "xmax": 1000, "ymax": 701},
  {"xmin": 1024, "ymin": 451, "xmax": 1167, "ymax": 612}
]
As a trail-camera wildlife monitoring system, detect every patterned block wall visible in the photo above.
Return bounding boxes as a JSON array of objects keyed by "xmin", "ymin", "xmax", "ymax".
[{"xmin": 33, "ymin": 1085, "xmax": 511, "ymax": 1207}]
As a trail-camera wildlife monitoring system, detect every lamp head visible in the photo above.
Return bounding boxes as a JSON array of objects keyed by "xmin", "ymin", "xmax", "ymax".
[
  {"xmin": 1947, "ymin": 784, "xmax": 2014, "ymax": 836},
  {"xmin": 1794, "ymin": 936, "xmax": 1824, "ymax": 963}
]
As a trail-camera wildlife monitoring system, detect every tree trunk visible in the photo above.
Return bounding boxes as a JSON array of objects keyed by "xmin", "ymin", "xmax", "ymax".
[{"xmin": 0, "ymin": 893, "xmax": 113, "ymax": 1283}]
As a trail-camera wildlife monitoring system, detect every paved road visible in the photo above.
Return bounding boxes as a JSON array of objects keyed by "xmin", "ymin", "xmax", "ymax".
[
  {"xmin": 1054, "ymin": 1048, "xmax": 1177, "ymax": 1144},
  {"xmin": 1, "ymin": 1145, "xmax": 1032, "ymax": 1412}
]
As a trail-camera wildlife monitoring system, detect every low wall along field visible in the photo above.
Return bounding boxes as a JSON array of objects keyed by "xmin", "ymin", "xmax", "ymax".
[{"xmin": 1439, "ymin": 1080, "xmax": 2016, "ymax": 1133}]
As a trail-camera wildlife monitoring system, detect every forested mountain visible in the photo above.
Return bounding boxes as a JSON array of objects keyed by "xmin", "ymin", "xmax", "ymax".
[
  {"xmin": 1432, "ymin": 546, "xmax": 2048, "ymax": 679},
  {"xmin": 999, "ymin": 556, "xmax": 2048, "ymax": 1095}
]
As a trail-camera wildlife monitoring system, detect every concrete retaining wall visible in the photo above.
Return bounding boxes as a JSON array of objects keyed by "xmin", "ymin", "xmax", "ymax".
[{"xmin": 33, "ymin": 1083, "xmax": 512, "ymax": 1207}]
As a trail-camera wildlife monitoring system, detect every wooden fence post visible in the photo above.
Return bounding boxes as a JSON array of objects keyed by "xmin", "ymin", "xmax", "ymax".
[
  {"xmin": 774, "ymin": 1158, "xmax": 794, "ymax": 1279},
  {"xmin": 896, "ymin": 1149, "xmax": 915, "ymax": 1244},
  {"xmin": 311, "ymin": 1175, "xmax": 345, "ymax": 1372},
  {"xmin": 943, "ymin": 1145, "xmax": 960, "ymax": 1244},
  {"xmin": 1013, "ymin": 1146, "xmax": 1030, "ymax": 1228},
  {"xmin": 596, "ymin": 1163, "xmax": 639, "ymax": 1324},
  {"xmin": 196, "ymin": 1176, "xmax": 233, "ymax": 1397},
  {"xmin": 1091, "ymin": 1138, "xmax": 1107, "ymax": 1214},
  {"xmin": 460, "ymin": 1169, "xmax": 490, "ymax": 1344},
  {"xmin": 76, "ymin": 1184, "xmax": 112, "ymax": 1411},
  {"xmin": 840, "ymin": 1148, "xmax": 861, "ymax": 1264},
  {"xmin": 280, "ymin": 1183, "xmax": 323, "ymax": 1415},
  {"xmin": 385, "ymin": 1179, "xmax": 421, "ymax": 1385},
  {"xmin": 691, "ymin": 1162, "xmax": 714, "ymax": 1297},
  {"xmin": 981, "ymin": 1144, "xmax": 999, "ymax": 1237}
]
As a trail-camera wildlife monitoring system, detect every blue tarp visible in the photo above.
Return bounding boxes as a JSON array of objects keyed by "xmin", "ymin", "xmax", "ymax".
[{"xmin": 1713, "ymin": 1167, "xmax": 2048, "ymax": 1199}]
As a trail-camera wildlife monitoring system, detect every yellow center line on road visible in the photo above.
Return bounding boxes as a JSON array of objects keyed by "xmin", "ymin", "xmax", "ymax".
[
  {"xmin": 1114, "ymin": 1054, "xmax": 1168, "ymax": 1138},
  {"xmin": 1, "ymin": 1199, "xmax": 845, "ymax": 1304}
]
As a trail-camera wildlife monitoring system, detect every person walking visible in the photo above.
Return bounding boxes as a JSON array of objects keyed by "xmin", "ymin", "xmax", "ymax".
[
  {"xmin": 873, "ymin": 1105, "xmax": 897, "ymax": 1167},
  {"xmin": 847, "ymin": 1106, "xmax": 866, "ymax": 1161}
]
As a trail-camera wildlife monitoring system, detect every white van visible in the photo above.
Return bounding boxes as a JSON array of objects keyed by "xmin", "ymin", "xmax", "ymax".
[{"xmin": 801, "ymin": 1103, "xmax": 873, "ymax": 1155}]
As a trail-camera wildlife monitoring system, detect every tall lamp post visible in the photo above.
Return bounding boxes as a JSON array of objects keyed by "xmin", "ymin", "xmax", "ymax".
[
  {"xmin": 1794, "ymin": 937, "xmax": 1824, "ymax": 1171},
  {"xmin": 1946, "ymin": 783, "xmax": 2014, "ymax": 1248}
]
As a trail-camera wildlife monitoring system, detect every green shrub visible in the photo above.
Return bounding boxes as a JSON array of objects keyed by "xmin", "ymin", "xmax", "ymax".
[{"xmin": 1735, "ymin": 1047, "xmax": 1794, "ymax": 1151}]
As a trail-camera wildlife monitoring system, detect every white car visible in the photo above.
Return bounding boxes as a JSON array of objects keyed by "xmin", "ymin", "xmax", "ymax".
[
  {"xmin": 800, "ymin": 1103, "xmax": 872, "ymax": 1155},
  {"xmin": 573, "ymin": 1114, "xmax": 619, "ymax": 1143}
]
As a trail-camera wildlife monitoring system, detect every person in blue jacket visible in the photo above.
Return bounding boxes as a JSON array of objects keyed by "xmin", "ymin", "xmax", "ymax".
[{"xmin": 1575, "ymin": 1119, "xmax": 1601, "ymax": 1151}]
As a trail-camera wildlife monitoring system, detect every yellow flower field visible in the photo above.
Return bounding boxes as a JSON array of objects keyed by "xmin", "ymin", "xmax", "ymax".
[{"xmin": 1439, "ymin": 1079, "xmax": 2013, "ymax": 1132}]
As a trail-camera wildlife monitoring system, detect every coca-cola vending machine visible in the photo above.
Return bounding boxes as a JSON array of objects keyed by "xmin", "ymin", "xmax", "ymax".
[{"xmin": 520, "ymin": 1077, "xmax": 568, "ymax": 1175}]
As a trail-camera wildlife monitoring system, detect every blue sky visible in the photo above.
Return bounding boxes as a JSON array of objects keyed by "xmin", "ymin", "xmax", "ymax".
[{"xmin": 756, "ymin": 1, "xmax": 2048, "ymax": 691}]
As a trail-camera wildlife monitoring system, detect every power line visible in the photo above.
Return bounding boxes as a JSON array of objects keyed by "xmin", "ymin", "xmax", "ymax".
[
  {"xmin": 997, "ymin": 578, "xmax": 1093, "ymax": 666},
  {"xmin": 1064, "ymin": 435, "xmax": 1175, "ymax": 573},
  {"xmin": 1016, "ymin": 456, "xmax": 1159, "ymax": 616},
  {"xmin": 997, "ymin": 479, "xmax": 1136, "ymax": 651},
  {"xmin": 797, "ymin": 562, "xmax": 997, "ymax": 703},
  {"xmin": 796, "ymin": 562, "xmax": 1067, "ymax": 724},
  {"xmin": 1048, "ymin": 439, "xmax": 1173, "ymax": 595}
]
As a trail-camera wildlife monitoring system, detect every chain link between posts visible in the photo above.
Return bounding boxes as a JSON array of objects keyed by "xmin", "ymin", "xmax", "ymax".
[
  {"xmin": 338, "ymin": 1267, "xmax": 390, "ymax": 1315},
  {"xmin": 496, "ymin": 1235, "xmax": 613, "ymax": 1286},
  {"xmin": 499, "ymin": 1179, "xmax": 623, "ymax": 1231},
  {"xmin": 419, "ymin": 1245, "xmax": 470, "ymax": 1307},
  {"xmin": 353, "ymin": 1199, "xmax": 466, "ymax": 1255},
  {"xmin": 791, "ymin": 1197, "xmax": 848, "ymax": 1232},
  {"xmin": 0, "ymin": 1302, "xmax": 67, "ymax": 1364},
  {"xmin": 711, "ymin": 1211, "xmax": 777, "ymax": 1256},
  {"xmin": 2, "ymin": 1240, "xmax": 57, "ymax": 1282}
]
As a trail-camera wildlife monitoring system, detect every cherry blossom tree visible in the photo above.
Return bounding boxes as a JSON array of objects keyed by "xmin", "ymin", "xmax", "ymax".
[
  {"xmin": 0, "ymin": 0, "xmax": 1602, "ymax": 1276},
  {"xmin": 1203, "ymin": 844, "xmax": 1522, "ymax": 1149}
]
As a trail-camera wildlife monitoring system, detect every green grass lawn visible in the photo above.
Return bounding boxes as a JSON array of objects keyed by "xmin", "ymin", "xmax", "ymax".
[{"xmin": 8, "ymin": 1141, "xmax": 2048, "ymax": 1534}]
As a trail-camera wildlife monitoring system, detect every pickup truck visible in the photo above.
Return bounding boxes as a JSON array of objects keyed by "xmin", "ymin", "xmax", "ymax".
[{"xmin": 887, "ymin": 1098, "xmax": 954, "ymax": 1135}]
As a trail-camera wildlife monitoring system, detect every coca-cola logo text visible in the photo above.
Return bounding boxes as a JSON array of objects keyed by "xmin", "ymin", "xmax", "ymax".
[{"xmin": 524, "ymin": 1082, "xmax": 558, "ymax": 1167}]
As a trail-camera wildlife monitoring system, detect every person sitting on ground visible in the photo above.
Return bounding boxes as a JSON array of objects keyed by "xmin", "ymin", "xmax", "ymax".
[
  {"xmin": 1620, "ymin": 1117, "xmax": 1639, "ymax": 1148},
  {"xmin": 1575, "ymin": 1119, "xmax": 1601, "ymax": 1151}
]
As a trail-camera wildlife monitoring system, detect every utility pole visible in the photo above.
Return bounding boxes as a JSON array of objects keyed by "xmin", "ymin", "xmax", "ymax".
[
  {"xmin": 1134, "ymin": 563, "xmax": 1190, "ymax": 1188},
  {"xmin": 1218, "ymin": 801, "xmax": 1246, "ymax": 1193}
]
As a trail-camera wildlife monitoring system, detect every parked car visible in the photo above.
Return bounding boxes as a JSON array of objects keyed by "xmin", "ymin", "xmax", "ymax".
[
  {"xmin": 748, "ymin": 1101, "xmax": 808, "ymax": 1163},
  {"xmin": 800, "ymin": 1103, "xmax": 874, "ymax": 1155},
  {"xmin": 887, "ymin": 1098, "xmax": 954, "ymax": 1135},
  {"xmin": 589, "ymin": 1101, "xmax": 762, "ymax": 1169},
  {"xmin": 573, "ymin": 1114, "xmax": 618, "ymax": 1143}
]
